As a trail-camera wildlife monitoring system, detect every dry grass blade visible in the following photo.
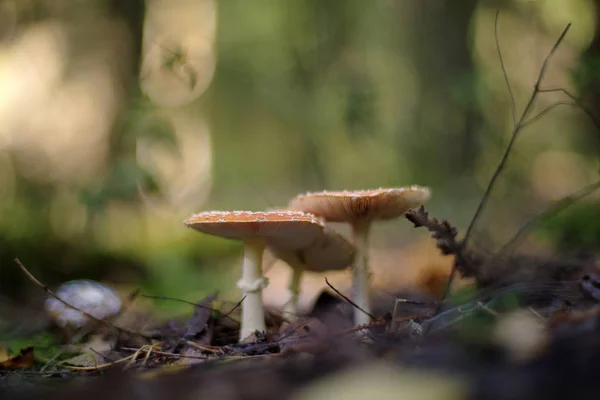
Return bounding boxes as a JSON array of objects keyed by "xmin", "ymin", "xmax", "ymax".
[
  {"xmin": 63, "ymin": 353, "xmax": 136, "ymax": 371},
  {"xmin": 121, "ymin": 346, "xmax": 209, "ymax": 360},
  {"xmin": 324, "ymin": 278, "xmax": 376, "ymax": 321}
]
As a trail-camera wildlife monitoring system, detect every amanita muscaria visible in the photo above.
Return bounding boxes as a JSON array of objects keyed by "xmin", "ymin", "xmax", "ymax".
[
  {"xmin": 267, "ymin": 225, "xmax": 355, "ymax": 318},
  {"xmin": 289, "ymin": 186, "xmax": 431, "ymax": 325},
  {"xmin": 184, "ymin": 210, "xmax": 325, "ymax": 341}
]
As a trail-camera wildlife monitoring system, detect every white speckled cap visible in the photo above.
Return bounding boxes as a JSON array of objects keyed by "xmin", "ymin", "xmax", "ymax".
[
  {"xmin": 270, "ymin": 226, "xmax": 355, "ymax": 272},
  {"xmin": 44, "ymin": 280, "xmax": 122, "ymax": 329},
  {"xmin": 288, "ymin": 186, "xmax": 431, "ymax": 222},
  {"xmin": 184, "ymin": 210, "xmax": 325, "ymax": 250}
]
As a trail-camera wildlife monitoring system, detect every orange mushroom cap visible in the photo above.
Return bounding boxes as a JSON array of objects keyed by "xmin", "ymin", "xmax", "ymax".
[
  {"xmin": 288, "ymin": 186, "xmax": 431, "ymax": 222},
  {"xmin": 270, "ymin": 226, "xmax": 356, "ymax": 272},
  {"xmin": 184, "ymin": 210, "xmax": 325, "ymax": 250}
]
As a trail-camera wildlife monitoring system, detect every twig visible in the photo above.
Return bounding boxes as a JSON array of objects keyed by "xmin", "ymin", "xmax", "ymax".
[
  {"xmin": 495, "ymin": 10, "xmax": 516, "ymax": 125},
  {"xmin": 522, "ymin": 101, "xmax": 576, "ymax": 127},
  {"xmin": 143, "ymin": 294, "xmax": 241, "ymax": 324},
  {"xmin": 337, "ymin": 319, "xmax": 387, "ymax": 336},
  {"xmin": 437, "ymin": 21, "xmax": 572, "ymax": 319},
  {"xmin": 14, "ymin": 258, "xmax": 151, "ymax": 340},
  {"xmin": 221, "ymin": 296, "xmax": 246, "ymax": 322},
  {"xmin": 89, "ymin": 347, "xmax": 118, "ymax": 363},
  {"xmin": 462, "ymin": 21, "xmax": 571, "ymax": 250},
  {"xmin": 184, "ymin": 341, "xmax": 225, "ymax": 355},
  {"xmin": 528, "ymin": 307, "xmax": 545, "ymax": 321},
  {"xmin": 476, "ymin": 301, "xmax": 499, "ymax": 317},
  {"xmin": 391, "ymin": 297, "xmax": 434, "ymax": 332},
  {"xmin": 538, "ymin": 87, "xmax": 600, "ymax": 132},
  {"xmin": 495, "ymin": 178, "xmax": 600, "ymax": 256},
  {"xmin": 63, "ymin": 353, "xmax": 136, "ymax": 371},
  {"xmin": 324, "ymin": 278, "xmax": 375, "ymax": 321},
  {"xmin": 392, "ymin": 297, "xmax": 438, "ymax": 307},
  {"xmin": 121, "ymin": 346, "xmax": 209, "ymax": 360}
]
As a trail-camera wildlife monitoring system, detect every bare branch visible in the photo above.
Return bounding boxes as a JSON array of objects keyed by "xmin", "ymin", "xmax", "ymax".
[
  {"xmin": 435, "ymin": 19, "xmax": 572, "ymax": 328},
  {"xmin": 495, "ymin": 10, "xmax": 516, "ymax": 125},
  {"xmin": 522, "ymin": 101, "xmax": 576, "ymax": 127},
  {"xmin": 496, "ymin": 178, "xmax": 600, "ymax": 256},
  {"xmin": 462, "ymin": 21, "xmax": 571, "ymax": 249},
  {"xmin": 538, "ymin": 87, "xmax": 600, "ymax": 132}
]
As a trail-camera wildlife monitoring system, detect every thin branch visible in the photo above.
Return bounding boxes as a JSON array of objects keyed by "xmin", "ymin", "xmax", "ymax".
[
  {"xmin": 143, "ymin": 294, "xmax": 241, "ymax": 324},
  {"xmin": 336, "ymin": 319, "xmax": 388, "ymax": 336},
  {"xmin": 325, "ymin": 278, "xmax": 375, "ymax": 321},
  {"xmin": 496, "ymin": 178, "xmax": 600, "ymax": 256},
  {"xmin": 495, "ymin": 10, "xmax": 516, "ymax": 125},
  {"xmin": 434, "ymin": 21, "xmax": 572, "ymax": 329},
  {"xmin": 14, "ymin": 258, "xmax": 151, "ymax": 340},
  {"xmin": 120, "ymin": 346, "xmax": 208, "ymax": 360},
  {"xmin": 538, "ymin": 87, "xmax": 600, "ymax": 132},
  {"xmin": 462, "ymin": 22, "xmax": 571, "ymax": 248},
  {"xmin": 522, "ymin": 101, "xmax": 576, "ymax": 127},
  {"xmin": 221, "ymin": 295, "xmax": 246, "ymax": 322},
  {"xmin": 89, "ymin": 347, "xmax": 117, "ymax": 363}
]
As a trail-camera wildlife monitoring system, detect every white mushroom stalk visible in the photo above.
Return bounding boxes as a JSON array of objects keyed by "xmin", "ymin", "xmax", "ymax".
[
  {"xmin": 350, "ymin": 219, "xmax": 372, "ymax": 326},
  {"xmin": 270, "ymin": 226, "xmax": 356, "ymax": 320},
  {"xmin": 283, "ymin": 260, "xmax": 304, "ymax": 318},
  {"xmin": 237, "ymin": 238, "xmax": 269, "ymax": 339}
]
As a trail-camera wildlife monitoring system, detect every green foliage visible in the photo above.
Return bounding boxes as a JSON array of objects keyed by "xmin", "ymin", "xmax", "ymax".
[
  {"xmin": 572, "ymin": 54, "xmax": 600, "ymax": 94},
  {"xmin": 0, "ymin": 332, "xmax": 61, "ymax": 360},
  {"xmin": 534, "ymin": 202, "xmax": 600, "ymax": 252}
]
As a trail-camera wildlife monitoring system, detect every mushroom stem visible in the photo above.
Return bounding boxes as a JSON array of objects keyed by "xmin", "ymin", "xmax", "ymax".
[
  {"xmin": 237, "ymin": 238, "xmax": 269, "ymax": 341},
  {"xmin": 283, "ymin": 266, "xmax": 303, "ymax": 318},
  {"xmin": 351, "ymin": 219, "xmax": 372, "ymax": 326}
]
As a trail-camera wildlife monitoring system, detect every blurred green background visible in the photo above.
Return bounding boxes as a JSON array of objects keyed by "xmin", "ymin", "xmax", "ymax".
[{"xmin": 0, "ymin": 0, "xmax": 599, "ymax": 318}]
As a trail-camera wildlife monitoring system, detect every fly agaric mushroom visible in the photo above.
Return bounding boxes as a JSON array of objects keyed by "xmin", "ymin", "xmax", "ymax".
[
  {"xmin": 45, "ymin": 279, "xmax": 122, "ymax": 329},
  {"xmin": 184, "ymin": 210, "xmax": 325, "ymax": 341},
  {"xmin": 268, "ymin": 226, "xmax": 356, "ymax": 318},
  {"xmin": 289, "ymin": 186, "xmax": 431, "ymax": 325}
]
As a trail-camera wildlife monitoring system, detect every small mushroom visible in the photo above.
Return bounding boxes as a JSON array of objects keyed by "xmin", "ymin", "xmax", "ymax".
[
  {"xmin": 289, "ymin": 186, "xmax": 431, "ymax": 325},
  {"xmin": 269, "ymin": 226, "xmax": 356, "ymax": 318},
  {"xmin": 184, "ymin": 210, "xmax": 325, "ymax": 341},
  {"xmin": 44, "ymin": 279, "xmax": 122, "ymax": 330}
]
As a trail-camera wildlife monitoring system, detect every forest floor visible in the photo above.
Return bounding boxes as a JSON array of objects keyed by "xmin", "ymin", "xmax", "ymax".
[{"xmin": 2, "ymin": 207, "xmax": 600, "ymax": 400}]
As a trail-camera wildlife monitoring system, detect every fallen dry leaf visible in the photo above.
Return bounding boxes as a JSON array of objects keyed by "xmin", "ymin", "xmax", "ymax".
[{"xmin": 0, "ymin": 346, "xmax": 35, "ymax": 369}]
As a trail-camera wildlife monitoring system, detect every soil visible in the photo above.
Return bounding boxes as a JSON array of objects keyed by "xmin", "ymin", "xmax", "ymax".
[{"xmin": 3, "ymin": 216, "xmax": 600, "ymax": 399}]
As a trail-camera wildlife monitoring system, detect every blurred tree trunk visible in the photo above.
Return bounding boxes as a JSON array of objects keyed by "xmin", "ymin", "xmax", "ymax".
[
  {"xmin": 577, "ymin": 0, "xmax": 600, "ymax": 152},
  {"xmin": 106, "ymin": 0, "xmax": 146, "ymax": 90},
  {"xmin": 402, "ymin": 0, "xmax": 482, "ymax": 184},
  {"xmin": 83, "ymin": 0, "xmax": 150, "ymax": 208}
]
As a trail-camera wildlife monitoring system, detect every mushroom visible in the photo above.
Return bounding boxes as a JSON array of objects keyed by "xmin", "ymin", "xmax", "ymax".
[
  {"xmin": 268, "ymin": 226, "xmax": 356, "ymax": 318},
  {"xmin": 184, "ymin": 210, "xmax": 325, "ymax": 341},
  {"xmin": 44, "ymin": 279, "xmax": 122, "ymax": 330},
  {"xmin": 289, "ymin": 186, "xmax": 431, "ymax": 325}
]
